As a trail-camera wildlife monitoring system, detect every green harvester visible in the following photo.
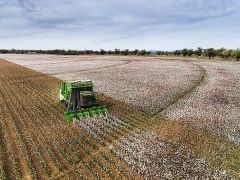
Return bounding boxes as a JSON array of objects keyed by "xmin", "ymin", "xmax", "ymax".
[{"xmin": 59, "ymin": 80, "xmax": 108, "ymax": 122}]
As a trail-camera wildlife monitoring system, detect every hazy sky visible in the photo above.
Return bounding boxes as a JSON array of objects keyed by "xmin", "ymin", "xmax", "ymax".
[{"xmin": 0, "ymin": 0, "xmax": 240, "ymax": 50}]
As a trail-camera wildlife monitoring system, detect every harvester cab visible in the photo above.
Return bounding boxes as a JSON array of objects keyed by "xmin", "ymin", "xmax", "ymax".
[{"xmin": 59, "ymin": 80, "xmax": 108, "ymax": 122}]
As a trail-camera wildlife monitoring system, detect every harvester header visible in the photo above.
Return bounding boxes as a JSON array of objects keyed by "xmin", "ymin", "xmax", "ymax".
[{"xmin": 59, "ymin": 80, "xmax": 108, "ymax": 122}]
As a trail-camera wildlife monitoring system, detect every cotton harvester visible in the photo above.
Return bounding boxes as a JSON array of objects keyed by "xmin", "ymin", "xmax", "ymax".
[{"xmin": 59, "ymin": 80, "xmax": 108, "ymax": 122}]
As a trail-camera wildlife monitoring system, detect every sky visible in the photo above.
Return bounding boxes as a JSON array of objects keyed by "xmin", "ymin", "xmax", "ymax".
[{"xmin": 0, "ymin": 0, "xmax": 240, "ymax": 50}]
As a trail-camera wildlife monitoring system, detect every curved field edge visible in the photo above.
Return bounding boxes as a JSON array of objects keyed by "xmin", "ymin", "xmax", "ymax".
[
  {"xmin": 152, "ymin": 61, "xmax": 206, "ymax": 115},
  {"xmin": 0, "ymin": 58, "xmax": 239, "ymax": 178}
]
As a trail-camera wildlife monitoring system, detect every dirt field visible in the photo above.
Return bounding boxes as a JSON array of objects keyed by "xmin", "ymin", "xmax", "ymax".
[{"xmin": 0, "ymin": 54, "xmax": 239, "ymax": 179}]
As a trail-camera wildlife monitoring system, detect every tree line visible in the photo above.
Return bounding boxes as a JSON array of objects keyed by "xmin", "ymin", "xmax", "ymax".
[
  {"xmin": 0, "ymin": 49, "xmax": 152, "ymax": 56},
  {"xmin": 0, "ymin": 47, "xmax": 239, "ymax": 61},
  {"xmin": 172, "ymin": 48, "xmax": 240, "ymax": 61}
]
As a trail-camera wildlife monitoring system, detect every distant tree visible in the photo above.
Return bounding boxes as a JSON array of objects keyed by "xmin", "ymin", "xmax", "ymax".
[
  {"xmin": 138, "ymin": 50, "xmax": 147, "ymax": 56},
  {"xmin": 164, "ymin": 51, "xmax": 171, "ymax": 56},
  {"xmin": 216, "ymin": 48, "xmax": 225, "ymax": 58},
  {"xmin": 181, "ymin": 48, "xmax": 188, "ymax": 56},
  {"xmin": 85, "ymin": 50, "xmax": 92, "ymax": 54},
  {"xmin": 222, "ymin": 49, "xmax": 233, "ymax": 59},
  {"xmin": 122, "ymin": 49, "xmax": 129, "ymax": 55},
  {"xmin": 146, "ymin": 51, "xmax": 152, "ymax": 56},
  {"xmin": 100, "ymin": 49, "xmax": 106, "ymax": 55},
  {"xmin": 106, "ymin": 50, "xmax": 112, "ymax": 55},
  {"xmin": 232, "ymin": 49, "xmax": 240, "ymax": 61},
  {"xmin": 195, "ymin": 47, "xmax": 203, "ymax": 57},
  {"xmin": 204, "ymin": 48, "xmax": 217, "ymax": 59},
  {"xmin": 114, "ymin": 48, "xmax": 120, "ymax": 55},
  {"xmin": 174, "ymin": 50, "xmax": 181, "ymax": 56},
  {"xmin": 187, "ymin": 49, "xmax": 194, "ymax": 56},
  {"xmin": 156, "ymin": 51, "xmax": 164, "ymax": 55},
  {"xmin": 133, "ymin": 49, "xmax": 139, "ymax": 55},
  {"xmin": 2, "ymin": 48, "xmax": 240, "ymax": 60},
  {"xmin": 0, "ymin": 49, "xmax": 9, "ymax": 54}
]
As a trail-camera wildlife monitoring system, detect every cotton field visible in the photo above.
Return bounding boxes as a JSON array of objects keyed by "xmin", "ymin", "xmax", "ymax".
[
  {"xmin": 77, "ymin": 60, "xmax": 204, "ymax": 113},
  {"xmin": 0, "ymin": 54, "xmax": 239, "ymax": 179},
  {"xmin": 0, "ymin": 54, "xmax": 131, "ymax": 75},
  {"xmin": 164, "ymin": 61, "xmax": 240, "ymax": 144},
  {"xmin": 2, "ymin": 54, "xmax": 204, "ymax": 113}
]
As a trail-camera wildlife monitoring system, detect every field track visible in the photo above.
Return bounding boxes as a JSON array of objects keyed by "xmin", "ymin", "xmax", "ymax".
[
  {"xmin": 0, "ymin": 57, "xmax": 239, "ymax": 179},
  {"xmin": 154, "ymin": 61, "xmax": 206, "ymax": 114}
]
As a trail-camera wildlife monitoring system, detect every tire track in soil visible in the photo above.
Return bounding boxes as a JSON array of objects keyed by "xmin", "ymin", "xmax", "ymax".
[{"xmin": 153, "ymin": 61, "xmax": 207, "ymax": 116}]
